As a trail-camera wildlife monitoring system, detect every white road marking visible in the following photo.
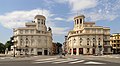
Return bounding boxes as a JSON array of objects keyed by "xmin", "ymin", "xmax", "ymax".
[
  {"xmin": 33, "ymin": 58, "xmax": 67, "ymax": 64},
  {"xmin": 115, "ymin": 57, "xmax": 119, "ymax": 58},
  {"xmin": 84, "ymin": 61, "xmax": 106, "ymax": 64},
  {"xmin": 53, "ymin": 59, "xmax": 79, "ymax": 64},
  {"xmin": 34, "ymin": 61, "xmax": 54, "ymax": 63},
  {"xmin": 69, "ymin": 60, "xmax": 85, "ymax": 64},
  {"xmin": 1, "ymin": 58, "xmax": 5, "ymax": 59},
  {"xmin": 35, "ymin": 58, "xmax": 56, "ymax": 61}
]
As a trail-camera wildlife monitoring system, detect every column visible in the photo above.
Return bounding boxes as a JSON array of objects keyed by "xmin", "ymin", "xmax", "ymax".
[
  {"xmin": 47, "ymin": 48, "xmax": 50, "ymax": 55},
  {"xmin": 76, "ymin": 48, "xmax": 79, "ymax": 55},
  {"xmin": 28, "ymin": 48, "xmax": 31, "ymax": 55},
  {"xmin": 42, "ymin": 48, "xmax": 44, "ymax": 55},
  {"xmin": 34, "ymin": 48, "xmax": 37, "ymax": 55},
  {"xmin": 71, "ymin": 48, "xmax": 73, "ymax": 55}
]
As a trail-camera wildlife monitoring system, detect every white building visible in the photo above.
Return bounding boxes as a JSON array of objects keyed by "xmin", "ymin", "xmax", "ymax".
[
  {"xmin": 66, "ymin": 15, "xmax": 112, "ymax": 55},
  {"xmin": 13, "ymin": 15, "xmax": 53, "ymax": 55}
]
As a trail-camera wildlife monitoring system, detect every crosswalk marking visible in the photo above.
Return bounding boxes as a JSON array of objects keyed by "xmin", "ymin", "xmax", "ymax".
[
  {"xmin": 69, "ymin": 60, "xmax": 85, "ymax": 64},
  {"xmin": 34, "ymin": 59, "xmax": 66, "ymax": 63},
  {"xmin": 52, "ymin": 58, "xmax": 80, "ymax": 64},
  {"xmin": 84, "ymin": 61, "xmax": 106, "ymax": 64},
  {"xmin": 35, "ymin": 58, "xmax": 56, "ymax": 61},
  {"xmin": 33, "ymin": 58, "xmax": 106, "ymax": 65}
]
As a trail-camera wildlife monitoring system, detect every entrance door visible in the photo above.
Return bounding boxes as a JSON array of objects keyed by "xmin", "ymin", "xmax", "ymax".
[
  {"xmin": 37, "ymin": 52, "xmax": 42, "ymax": 55},
  {"xmin": 93, "ymin": 48, "xmax": 95, "ymax": 54},
  {"xmin": 44, "ymin": 50, "xmax": 48, "ymax": 55},
  {"xmin": 79, "ymin": 48, "xmax": 83, "ymax": 54},
  {"xmin": 73, "ymin": 48, "xmax": 76, "ymax": 55}
]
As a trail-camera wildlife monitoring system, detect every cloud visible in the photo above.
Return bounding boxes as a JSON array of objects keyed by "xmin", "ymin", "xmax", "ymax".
[
  {"xmin": 68, "ymin": 0, "xmax": 98, "ymax": 12},
  {"xmin": 63, "ymin": 0, "xmax": 120, "ymax": 22},
  {"xmin": 53, "ymin": 0, "xmax": 68, "ymax": 3},
  {"xmin": 54, "ymin": 17, "xmax": 65, "ymax": 21},
  {"xmin": 0, "ymin": 9, "xmax": 69, "ymax": 36},
  {"xmin": 43, "ymin": 0, "xmax": 120, "ymax": 22},
  {"xmin": 0, "ymin": 9, "xmax": 53, "ymax": 28},
  {"xmin": 52, "ymin": 27, "xmax": 69, "ymax": 35}
]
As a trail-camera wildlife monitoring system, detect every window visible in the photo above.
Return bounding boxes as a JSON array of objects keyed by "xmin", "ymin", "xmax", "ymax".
[
  {"xmin": 38, "ymin": 22, "xmax": 40, "ymax": 24},
  {"xmin": 20, "ymin": 39, "xmax": 23, "ymax": 45},
  {"xmin": 41, "ymin": 21, "xmax": 43, "ymax": 24},
  {"xmin": 38, "ymin": 39, "xmax": 41, "ymax": 44},
  {"xmin": 79, "ymin": 38, "xmax": 82, "ymax": 45},
  {"xmin": 25, "ymin": 30, "xmax": 28, "ymax": 33},
  {"xmin": 37, "ymin": 19, "xmax": 40, "ymax": 20},
  {"xmin": 73, "ymin": 38, "xmax": 76, "ymax": 43},
  {"xmin": 20, "ymin": 30, "xmax": 23, "ymax": 34},
  {"xmin": 114, "ymin": 44, "xmax": 116, "ymax": 47},
  {"xmin": 31, "ymin": 30, "xmax": 34, "ymax": 33},
  {"xmin": 43, "ymin": 20, "xmax": 45, "ymax": 25},
  {"xmin": 87, "ymin": 38, "xmax": 90, "ymax": 45},
  {"xmin": 75, "ymin": 20, "xmax": 76, "ymax": 24},
  {"xmin": 80, "ymin": 19, "xmax": 82, "ymax": 24},
  {"xmin": 87, "ymin": 48, "xmax": 89, "ymax": 53},
  {"xmin": 98, "ymin": 41, "xmax": 100, "ymax": 45},
  {"xmin": 77, "ymin": 19, "xmax": 79, "ymax": 24}
]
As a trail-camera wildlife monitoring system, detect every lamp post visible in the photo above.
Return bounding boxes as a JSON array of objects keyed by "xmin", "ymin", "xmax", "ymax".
[
  {"xmin": 13, "ymin": 45, "xmax": 16, "ymax": 57},
  {"xmin": 25, "ymin": 45, "xmax": 28, "ymax": 56},
  {"xmin": 98, "ymin": 45, "xmax": 102, "ymax": 55},
  {"xmin": 12, "ymin": 40, "xmax": 16, "ymax": 57}
]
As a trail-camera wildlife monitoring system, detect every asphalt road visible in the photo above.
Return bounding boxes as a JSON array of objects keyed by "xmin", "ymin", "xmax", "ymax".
[{"xmin": 0, "ymin": 57, "xmax": 120, "ymax": 66}]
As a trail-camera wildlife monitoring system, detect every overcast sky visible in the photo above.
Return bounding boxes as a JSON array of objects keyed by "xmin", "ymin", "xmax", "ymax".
[{"xmin": 0, "ymin": 0, "xmax": 120, "ymax": 44}]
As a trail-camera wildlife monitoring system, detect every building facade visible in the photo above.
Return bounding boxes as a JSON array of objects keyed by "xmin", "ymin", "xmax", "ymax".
[
  {"xmin": 13, "ymin": 15, "xmax": 53, "ymax": 55},
  {"xmin": 66, "ymin": 15, "xmax": 112, "ymax": 55},
  {"xmin": 110, "ymin": 33, "xmax": 120, "ymax": 54}
]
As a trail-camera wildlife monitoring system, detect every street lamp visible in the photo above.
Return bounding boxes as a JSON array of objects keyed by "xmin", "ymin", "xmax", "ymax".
[
  {"xmin": 25, "ymin": 45, "xmax": 28, "ymax": 56},
  {"xmin": 13, "ymin": 45, "xmax": 16, "ymax": 57},
  {"xmin": 12, "ymin": 40, "xmax": 16, "ymax": 57},
  {"xmin": 98, "ymin": 44, "xmax": 102, "ymax": 55}
]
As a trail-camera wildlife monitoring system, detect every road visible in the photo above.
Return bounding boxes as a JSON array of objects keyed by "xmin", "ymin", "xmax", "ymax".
[{"xmin": 0, "ymin": 55, "xmax": 120, "ymax": 66}]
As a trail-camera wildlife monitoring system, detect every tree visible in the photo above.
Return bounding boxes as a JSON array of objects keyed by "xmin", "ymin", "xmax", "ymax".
[
  {"xmin": 0, "ymin": 42, "xmax": 5, "ymax": 53},
  {"xmin": 5, "ymin": 41, "xmax": 12, "ymax": 51},
  {"xmin": 56, "ymin": 42, "xmax": 62, "ymax": 54},
  {"xmin": 5, "ymin": 36, "xmax": 14, "ymax": 51}
]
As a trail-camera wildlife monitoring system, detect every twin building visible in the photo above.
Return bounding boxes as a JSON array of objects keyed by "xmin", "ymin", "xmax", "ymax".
[
  {"xmin": 65, "ymin": 15, "xmax": 112, "ymax": 55},
  {"xmin": 12, "ymin": 15, "xmax": 112, "ymax": 56}
]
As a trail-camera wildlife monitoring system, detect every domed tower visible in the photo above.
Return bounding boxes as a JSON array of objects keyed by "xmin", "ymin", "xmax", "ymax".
[
  {"xmin": 73, "ymin": 15, "xmax": 85, "ymax": 30},
  {"xmin": 34, "ymin": 15, "xmax": 47, "ymax": 31}
]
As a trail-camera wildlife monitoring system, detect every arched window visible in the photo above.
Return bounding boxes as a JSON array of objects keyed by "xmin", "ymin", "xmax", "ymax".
[
  {"xmin": 80, "ymin": 38, "xmax": 83, "ymax": 43},
  {"xmin": 20, "ymin": 39, "xmax": 23, "ymax": 45},
  {"xmin": 31, "ymin": 39, "xmax": 34, "ymax": 45},
  {"xmin": 75, "ymin": 20, "xmax": 76, "ymax": 25},
  {"xmin": 79, "ymin": 38, "xmax": 83, "ymax": 45},
  {"xmin": 80, "ymin": 19, "xmax": 82, "ymax": 24},
  {"xmin": 98, "ymin": 38, "xmax": 101, "ymax": 45},
  {"xmin": 26, "ymin": 38, "xmax": 28, "ymax": 44},
  {"xmin": 38, "ymin": 22, "xmax": 40, "ymax": 24},
  {"xmin": 93, "ymin": 38, "xmax": 96, "ymax": 47},
  {"xmin": 77, "ymin": 19, "xmax": 79, "ymax": 24},
  {"xmin": 73, "ymin": 38, "xmax": 76, "ymax": 43},
  {"xmin": 87, "ymin": 38, "xmax": 90, "ymax": 45}
]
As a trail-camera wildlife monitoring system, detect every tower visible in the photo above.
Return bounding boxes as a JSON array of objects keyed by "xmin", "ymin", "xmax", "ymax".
[
  {"xmin": 73, "ymin": 15, "xmax": 85, "ymax": 30},
  {"xmin": 34, "ymin": 15, "xmax": 47, "ymax": 31}
]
